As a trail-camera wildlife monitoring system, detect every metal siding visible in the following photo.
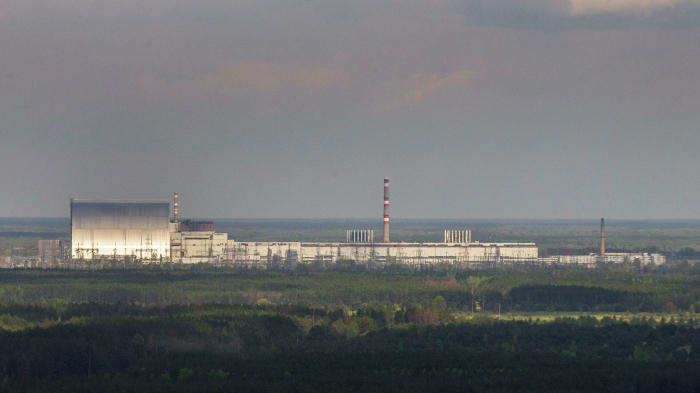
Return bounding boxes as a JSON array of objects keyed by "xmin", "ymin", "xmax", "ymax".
[{"xmin": 71, "ymin": 200, "xmax": 170, "ymax": 259}]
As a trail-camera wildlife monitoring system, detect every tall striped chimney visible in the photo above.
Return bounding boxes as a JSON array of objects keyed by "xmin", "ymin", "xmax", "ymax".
[
  {"xmin": 383, "ymin": 178, "xmax": 389, "ymax": 243},
  {"xmin": 600, "ymin": 218, "xmax": 605, "ymax": 256},
  {"xmin": 174, "ymin": 192, "xmax": 179, "ymax": 222}
]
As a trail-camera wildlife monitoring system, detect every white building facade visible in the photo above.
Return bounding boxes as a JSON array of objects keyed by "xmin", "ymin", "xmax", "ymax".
[{"xmin": 71, "ymin": 199, "xmax": 171, "ymax": 260}]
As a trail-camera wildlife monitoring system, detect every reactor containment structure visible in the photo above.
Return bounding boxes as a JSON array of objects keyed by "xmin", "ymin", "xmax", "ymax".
[{"xmin": 70, "ymin": 199, "xmax": 171, "ymax": 261}]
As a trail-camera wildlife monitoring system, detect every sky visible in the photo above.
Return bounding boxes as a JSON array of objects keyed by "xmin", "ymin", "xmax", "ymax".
[{"xmin": 1, "ymin": 0, "xmax": 699, "ymax": 219}]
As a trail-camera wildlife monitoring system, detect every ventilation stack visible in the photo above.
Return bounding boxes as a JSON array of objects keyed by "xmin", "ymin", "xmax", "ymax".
[
  {"xmin": 174, "ymin": 192, "xmax": 179, "ymax": 222},
  {"xmin": 383, "ymin": 178, "xmax": 390, "ymax": 243},
  {"xmin": 600, "ymin": 218, "xmax": 605, "ymax": 256}
]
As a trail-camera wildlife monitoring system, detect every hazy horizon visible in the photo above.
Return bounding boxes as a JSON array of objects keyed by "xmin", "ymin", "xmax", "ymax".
[
  {"xmin": 6, "ymin": 215, "xmax": 700, "ymax": 221},
  {"xmin": 5, "ymin": 216, "xmax": 700, "ymax": 224}
]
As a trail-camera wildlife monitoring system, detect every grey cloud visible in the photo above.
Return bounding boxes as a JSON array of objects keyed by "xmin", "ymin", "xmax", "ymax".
[
  {"xmin": 452, "ymin": 0, "xmax": 700, "ymax": 30},
  {"xmin": 238, "ymin": 0, "xmax": 700, "ymax": 30},
  {"xmin": 0, "ymin": 0, "xmax": 699, "ymax": 218}
]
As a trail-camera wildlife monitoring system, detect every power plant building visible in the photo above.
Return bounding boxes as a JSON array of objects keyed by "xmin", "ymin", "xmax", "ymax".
[
  {"xmin": 170, "ymin": 220, "xmax": 234, "ymax": 263},
  {"xmin": 70, "ymin": 182, "xmax": 541, "ymax": 266},
  {"xmin": 234, "ymin": 241, "xmax": 538, "ymax": 267},
  {"xmin": 70, "ymin": 199, "xmax": 171, "ymax": 260},
  {"xmin": 59, "ymin": 190, "xmax": 673, "ymax": 269}
]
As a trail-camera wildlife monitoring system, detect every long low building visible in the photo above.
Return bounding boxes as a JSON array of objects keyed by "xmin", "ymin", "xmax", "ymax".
[
  {"xmin": 225, "ymin": 241, "xmax": 538, "ymax": 267},
  {"xmin": 168, "ymin": 235, "xmax": 538, "ymax": 266}
]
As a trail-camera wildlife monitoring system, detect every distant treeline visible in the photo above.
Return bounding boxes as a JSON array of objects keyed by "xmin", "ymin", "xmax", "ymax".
[{"xmin": 0, "ymin": 268, "xmax": 700, "ymax": 313}]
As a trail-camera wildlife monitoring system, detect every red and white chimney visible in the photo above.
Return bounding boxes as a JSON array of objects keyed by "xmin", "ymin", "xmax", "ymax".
[
  {"xmin": 174, "ymin": 191, "xmax": 179, "ymax": 222},
  {"xmin": 600, "ymin": 218, "xmax": 605, "ymax": 256},
  {"xmin": 383, "ymin": 178, "xmax": 389, "ymax": 243}
]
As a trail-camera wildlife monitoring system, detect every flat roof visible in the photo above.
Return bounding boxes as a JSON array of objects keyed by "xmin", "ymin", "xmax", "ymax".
[{"xmin": 71, "ymin": 199, "xmax": 169, "ymax": 204}]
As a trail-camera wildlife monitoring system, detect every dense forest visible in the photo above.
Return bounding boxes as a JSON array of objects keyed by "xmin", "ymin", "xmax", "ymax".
[
  {"xmin": 3, "ymin": 304, "xmax": 700, "ymax": 392},
  {"xmin": 0, "ymin": 268, "xmax": 699, "ymax": 391}
]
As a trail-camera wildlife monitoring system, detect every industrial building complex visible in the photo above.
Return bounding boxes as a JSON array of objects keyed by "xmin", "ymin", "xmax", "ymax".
[
  {"xmin": 63, "ymin": 179, "xmax": 540, "ymax": 268},
  {"xmin": 0, "ymin": 179, "xmax": 666, "ymax": 269}
]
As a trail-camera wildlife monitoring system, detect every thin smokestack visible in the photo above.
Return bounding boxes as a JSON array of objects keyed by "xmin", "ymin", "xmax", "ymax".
[
  {"xmin": 174, "ymin": 192, "xmax": 179, "ymax": 222},
  {"xmin": 383, "ymin": 178, "xmax": 389, "ymax": 243},
  {"xmin": 600, "ymin": 218, "xmax": 605, "ymax": 256}
]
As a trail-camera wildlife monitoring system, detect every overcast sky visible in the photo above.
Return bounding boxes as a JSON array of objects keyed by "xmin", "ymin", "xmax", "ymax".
[{"xmin": 1, "ymin": 0, "xmax": 699, "ymax": 219}]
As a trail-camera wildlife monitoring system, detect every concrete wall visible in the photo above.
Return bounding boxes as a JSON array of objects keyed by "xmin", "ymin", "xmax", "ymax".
[
  {"xmin": 38, "ymin": 239, "xmax": 66, "ymax": 259},
  {"xmin": 227, "ymin": 241, "xmax": 538, "ymax": 266},
  {"xmin": 170, "ymin": 231, "xmax": 230, "ymax": 263},
  {"xmin": 71, "ymin": 199, "xmax": 170, "ymax": 260}
]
